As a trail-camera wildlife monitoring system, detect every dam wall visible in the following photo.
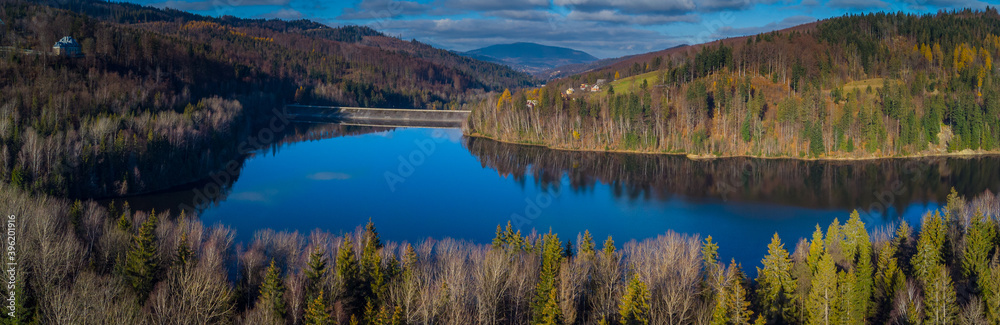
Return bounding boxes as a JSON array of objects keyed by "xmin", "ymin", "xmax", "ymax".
[{"xmin": 286, "ymin": 105, "xmax": 469, "ymax": 128}]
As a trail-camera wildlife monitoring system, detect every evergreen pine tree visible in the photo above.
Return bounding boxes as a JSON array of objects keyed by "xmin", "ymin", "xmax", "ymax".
[
  {"xmin": 703, "ymin": 235, "xmax": 720, "ymax": 275},
  {"xmin": 620, "ymin": 274, "xmax": 651, "ymax": 325},
  {"xmin": 962, "ymin": 212, "xmax": 995, "ymax": 285},
  {"xmin": 807, "ymin": 252, "xmax": 837, "ymax": 325},
  {"xmin": 824, "ymin": 218, "xmax": 843, "ymax": 261},
  {"xmin": 539, "ymin": 288, "xmax": 564, "ymax": 325},
  {"xmin": 874, "ymin": 240, "xmax": 904, "ymax": 320},
  {"xmin": 981, "ymin": 256, "xmax": 1000, "ymax": 324},
  {"xmin": 493, "ymin": 224, "xmax": 505, "ymax": 248},
  {"xmin": 602, "ymin": 235, "xmax": 616, "ymax": 257},
  {"xmin": 258, "ymin": 259, "xmax": 286, "ymax": 319},
  {"xmin": 337, "ymin": 237, "xmax": 363, "ymax": 317},
  {"xmin": 712, "ymin": 260, "xmax": 754, "ymax": 325},
  {"xmin": 117, "ymin": 201, "xmax": 132, "ymax": 232},
  {"xmin": 807, "ymin": 225, "xmax": 825, "ymax": 274},
  {"xmin": 912, "ymin": 212, "xmax": 945, "ymax": 284},
  {"xmin": 923, "ymin": 265, "xmax": 957, "ymax": 325},
  {"xmin": 362, "ymin": 220, "xmax": 385, "ymax": 305},
  {"xmin": 580, "ymin": 230, "xmax": 596, "ymax": 260},
  {"xmin": 844, "ymin": 211, "xmax": 873, "ymax": 319},
  {"xmin": 305, "ymin": 247, "xmax": 328, "ymax": 302},
  {"xmin": 532, "ymin": 232, "xmax": 563, "ymax": 325},
  {"xmin": 175, "ymin": 230, "xmax": 193, "ymax": 267},
  {"xmin": 834, "ymin": 269, "xmax": 863, "ymax": 324},
  {"xmin": 124, "ymin": 210, "xmax": 159, "ymax": 301},
  {"xmin": 563, "ymin": 240, "xmax": 575, "ymax": 258},
  {"xmin": 728, "ymin": 263, "xmax": 755, "ymax": 325},
  {"xmin": 304, "ymin": 290, "xmax": 331, "ymax": 325},
  {"xmin": 756, "ymin": 233, "xmax": 797, "ymax": 323}
]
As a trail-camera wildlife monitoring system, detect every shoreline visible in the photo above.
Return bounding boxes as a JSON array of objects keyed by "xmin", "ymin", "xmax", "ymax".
[{"xmin": 463, "ymin": 132, "xmax": 1000, "ymax": 162}]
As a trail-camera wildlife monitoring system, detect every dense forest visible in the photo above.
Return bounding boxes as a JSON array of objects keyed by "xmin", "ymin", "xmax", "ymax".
[
  {"xmin": 3, "ymin": 179, "xmax": 999, "ymax": 324},
  {"xmin": 468, "ymin": 9, "xmax": 1000, "ymax": 159},
  {"xmin": 0, "ymin": 0, "xmax": 532, "ymax": 198}
]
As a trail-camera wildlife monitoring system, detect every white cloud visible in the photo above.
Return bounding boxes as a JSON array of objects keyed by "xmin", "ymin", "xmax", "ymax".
[
  {"xmin": 827, "ymin": 0, "xmax": 890, "ymax": 10},
  {"xmin": 567, "ymin": 10, "xmax": 700, "ymax": 25},
  {"xmin": 258, "ymin": 8, "xmax": 303, "ymax": 19}
]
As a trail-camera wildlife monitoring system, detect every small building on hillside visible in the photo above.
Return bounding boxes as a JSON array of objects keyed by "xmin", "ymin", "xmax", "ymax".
[
  {"xmin": 566, "ymin": 88, "xmax": 575, "ymax": 95},
  {"xmin": 591, "ymin": 84, "xmax": 601, "ymax": 92},
  {"xmin": 526, "ymin": 100, "xmax": 539, "ymax": 109},
  {"xmin": 595, "ymin": 79, "xmax": 607, "ymax": 85},
  {"xmin": 53, "ymin": 36, "xmax": 82, "ymax": 57}
]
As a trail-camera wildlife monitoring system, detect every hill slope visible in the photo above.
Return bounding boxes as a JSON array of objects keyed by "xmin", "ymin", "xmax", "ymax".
[
  {"xmin": 0, "ymin": 0, "xmax": 533, "ymax": 197},
  {"xmin": 469, "ymin": 9, "xmax": 1000, "ymax": 159},
  {"xmin": 463, "ymin": 42, "xmax": 597, "ymax": 74}
]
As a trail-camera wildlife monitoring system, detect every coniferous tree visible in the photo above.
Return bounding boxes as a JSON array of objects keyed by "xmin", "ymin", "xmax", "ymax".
[
  {"xmin": 962, "ymin": 213, "xmax": 995, "ymax": 286},
  {"xmin": 533, "ymin": 232, "xmax": 563, "ymax": 325},
  {"xmin": 305, "ymin": 247, "xmax": 329, "ymax": 302},
  {"xmin": 981, "ymin": 256, "xmax": 1000, "ymax": 324},
  {"xmin": 912, "ymin": 212, "xmax": 946, "ymax": 284},
  {"xmin": 361, "ymin": 220, "xmax": 386, "ymax": 305},
  {"xmin": 117, "ymin": 202, "xmax": 133, "ymax": 232},
  {"xmin": 824, "ymin": 219, "xmax": 843, "ymax": 262},
  {"xmin": 843, "ymin": 211, "xmax": 873, "ymax": 319},
  {"xmin": 923, "ymin": 265, "xmax": 957, "ymax": 325},
  {"xmin": 564, "ymin": 240, "xmax": 575, "ymax": 258},
  {"xmin": 704, "ymin": 235, "xmax": 721, "ymax": 275},
  {"xmin": 603, "ymin": 235, "xmax": 616, "ymax": 257},
  {"xmin": 874, "ymin": 240, "xmax": 905, "ymax": 322},
  {"xmin": 304, "ymin": 290, "xmax": 332, "ymax": 325},
  {"xmin": 124, "ymin": 210, "xmax": 159, "ymax": 301},
  {"xmin": 539, "ymin": 288, "xmax": 564, "ymax": 325},
  {"xmin": 807, "ymin": 252, "xmax": 837, "ymax": 325},
  {"xmin": 619, "ymin": 274, "xmax": 651, "ymax": 325},
  {"xmin": 807, "ymin": 226, "xmax": 825, "ymax": 274},
  {"xmin": 176, "ymin": 230, "xmax": 194, "ymax": 267},
  {"xmin": 337, "ymin": 237, "xmax": 363, "ymax": 318},
  {"xmin": 580, "ymin": 230, "xmax": 596, "ymax": 260},
  {"xmin": 258, "ymin": 259, "xmax": 287, "ymax": 320},
  {"xmin": 756, "ymin": 233, "xmax": 797, "ymax": 324},
  {"xmin": 834, "ymin": 269, "xmax": 862, "ymax": 324},
  {"xmin": 712, "ymin": 260, "xmax": 754, "ymax": 325}
]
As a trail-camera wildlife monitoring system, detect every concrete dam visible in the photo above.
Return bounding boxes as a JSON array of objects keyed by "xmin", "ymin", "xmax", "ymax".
[{"xmin": 286, "ymin": 105, "xmax": 470, "ymax": 128}]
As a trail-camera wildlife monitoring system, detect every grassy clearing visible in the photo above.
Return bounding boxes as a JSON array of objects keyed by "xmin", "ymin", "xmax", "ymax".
[
  {"xmin": 590, "ymin": 70, "xmax": 663, "ymax": 97},
  {"xmin": 841, "ymin": 78, "xmax": 901, "ymax": 92}
]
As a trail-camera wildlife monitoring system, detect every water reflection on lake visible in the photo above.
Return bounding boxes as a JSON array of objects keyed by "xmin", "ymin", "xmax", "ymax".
[{"xmin": 113, "ymin": 123, "xmax": 1000, "ymax": 268}]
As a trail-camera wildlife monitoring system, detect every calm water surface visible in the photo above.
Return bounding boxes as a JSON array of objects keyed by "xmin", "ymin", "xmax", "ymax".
[{"xmin": 121, "ymin": 123, "xmax": 1000, "ymax": 268}]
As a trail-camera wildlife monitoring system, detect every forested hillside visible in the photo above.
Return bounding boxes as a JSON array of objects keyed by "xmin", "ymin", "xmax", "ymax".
[
  {"xmin": 0, "ymin": 0, "xmax": 532, "ymax": 197},
  {"xmin": 469, "ymin": 9, "xmax": 1000, "ymax": 159},
  {"xmin": 5, "ymin": 177, "xmax": 1000, "ymax": 324}
]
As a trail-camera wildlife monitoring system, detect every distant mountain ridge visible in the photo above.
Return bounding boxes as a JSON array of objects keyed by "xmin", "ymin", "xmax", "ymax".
[{"xmin": 462, "ymin": 42, "xmax": 598, "ymax": 75}]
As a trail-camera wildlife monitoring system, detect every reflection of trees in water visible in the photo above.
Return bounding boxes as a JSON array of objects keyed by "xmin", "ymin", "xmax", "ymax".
[
  {"xmin": 464, "ymin": 137, "xmax": 1000, "ymax": 211},
  {"xmin": 107, "ymin": 123, "xmax": 393, "ymax": 215},
  {"xmin": 269, "ymin": 122, "xmax": 395, "ymax": 151}
]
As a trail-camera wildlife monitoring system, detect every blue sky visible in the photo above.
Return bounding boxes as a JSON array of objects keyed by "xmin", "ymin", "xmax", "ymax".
[{"xmin": 134, "ymin": 0, "xmax": 996, "ymax": 58}]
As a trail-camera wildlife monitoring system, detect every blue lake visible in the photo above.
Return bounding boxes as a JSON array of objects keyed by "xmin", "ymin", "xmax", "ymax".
[{"xmin": 120, "ymin": 124, "xmax": 1000, "ymax": 269}]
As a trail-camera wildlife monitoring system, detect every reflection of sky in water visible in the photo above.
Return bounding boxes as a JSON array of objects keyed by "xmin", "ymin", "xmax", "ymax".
[{"xmin": 187, "ymin": 127, "xmax": 974, "ymax": 269}]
